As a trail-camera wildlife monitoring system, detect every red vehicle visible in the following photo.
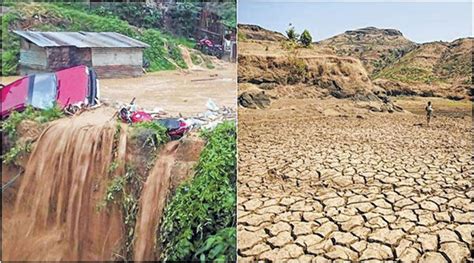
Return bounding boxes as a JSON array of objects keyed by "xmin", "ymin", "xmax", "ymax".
[
  {"xmin": 118, "ymin": 98, "xmax": 190, "ymax": 140},
  {"xmin": 197, "ymin": 38, "xmax": 224, "ymax": 58},
  {"xmin": 1, "ymin": 65, "xmax": 99, "ymax": 118}
]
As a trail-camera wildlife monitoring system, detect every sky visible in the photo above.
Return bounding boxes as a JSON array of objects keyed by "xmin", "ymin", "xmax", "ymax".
[{"xmin": 238, "ymin": 1, "xmax": 473, "ymax": 43}]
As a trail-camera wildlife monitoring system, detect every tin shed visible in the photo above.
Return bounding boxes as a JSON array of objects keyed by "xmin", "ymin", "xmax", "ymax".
[{"xmin": 13, "ymin": 31, "xmax": 150, "ymax": 78}]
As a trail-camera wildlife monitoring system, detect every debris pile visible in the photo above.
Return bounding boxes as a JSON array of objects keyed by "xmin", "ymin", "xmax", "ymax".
[{"xmin": 113, "ymin": 98, "xmax": 235, "ymax": 138}]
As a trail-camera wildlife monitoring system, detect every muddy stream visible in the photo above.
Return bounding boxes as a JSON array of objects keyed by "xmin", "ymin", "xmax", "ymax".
[{"xmin": 2, "ymin": 108, "xmax": 203, "ymax": 261}]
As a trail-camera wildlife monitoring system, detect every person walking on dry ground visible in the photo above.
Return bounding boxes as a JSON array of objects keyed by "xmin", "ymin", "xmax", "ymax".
[{"xmin": 425, "ymin": 101, "xmax": 433, "ymax": 126}]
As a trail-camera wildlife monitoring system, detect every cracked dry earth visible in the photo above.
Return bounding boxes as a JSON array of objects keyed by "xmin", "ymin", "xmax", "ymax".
[{"xmin": 237, "ymin": 107, "xmax": 473, "ymax": 262}]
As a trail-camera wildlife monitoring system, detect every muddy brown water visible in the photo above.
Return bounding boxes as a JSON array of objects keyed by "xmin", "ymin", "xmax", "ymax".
[
  {"xmin": 3, "ymin": 118, "xmax": 124, "ymax": 261},
  {"xmin": 2, "ymin": 107, "xmax": 202, "ymax": 261},
  {"xmin": 133, "ymin": 141, "xmax": 179, "ymax": 261}
]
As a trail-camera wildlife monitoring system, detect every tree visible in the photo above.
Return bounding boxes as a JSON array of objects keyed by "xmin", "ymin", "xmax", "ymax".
[
  {"xmin": 299, "ymin": 29, "xmax": 312, "ymax": 47},
  {"xmin": 286, "ymin": 23, "xmax": 298, "ymax": 41}
]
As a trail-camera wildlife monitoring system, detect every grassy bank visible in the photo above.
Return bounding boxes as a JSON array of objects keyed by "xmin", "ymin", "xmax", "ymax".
[{"xmin": 160, "ymin": 121, "xmax": 236, "ymax": 262}]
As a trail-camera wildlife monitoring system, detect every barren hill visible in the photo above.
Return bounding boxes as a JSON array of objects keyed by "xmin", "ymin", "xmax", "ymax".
[
  {"xmin": 238, "ymin": 24, "xmax": 287, "ymax": 42},
  {"xmin": 238, "ymin": 25, "xmax": 395, "ymax": 110},
  {"xmin": 374, "ymin": 38, "xmax": 473, "ymax": 99},
  {"xmin": 318, "ymin": 27, "xmax": 417, "ymax": 75},
  {"xmin": 238, "ymin": 24, "xmax": 472, "ymax": 107}
]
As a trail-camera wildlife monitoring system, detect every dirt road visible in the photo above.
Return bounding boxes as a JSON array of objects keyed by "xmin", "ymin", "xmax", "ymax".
[
  {"xmin": 100, "ymin": 63, "xmax": 236, "ymax": 116},
  {"xmin": 238, "ymin": 98, "xmax": 472, "ymax": 262},
  {"xmin": 1, "ymin": 62, "xmax": 236, "ymax": 117}
]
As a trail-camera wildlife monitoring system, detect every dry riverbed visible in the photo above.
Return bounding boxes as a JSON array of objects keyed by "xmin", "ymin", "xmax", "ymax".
[{"xmin": 237, "ymin": 97, "xmax": 473, "ymax": 262}]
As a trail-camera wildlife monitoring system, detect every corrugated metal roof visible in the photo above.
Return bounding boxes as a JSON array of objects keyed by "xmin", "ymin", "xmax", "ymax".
[{"xmin": 13, "ymin": 31, "xmax": 150, "ymax": 48}]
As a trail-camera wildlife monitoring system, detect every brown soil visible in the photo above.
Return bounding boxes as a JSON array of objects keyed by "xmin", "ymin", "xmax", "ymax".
[
  {"xmin": 1, "ymin": 62, "xmax": 236, "ymax": 117},
  {"xmin": 318, "ymin": 26, "xmax": 417, "ymax": 75},
  {"xmin": 238, "ymin": 24, "xmax": 287, "ymax": 42},
  {"xmin": 238, "ymin": 54, "xmax": 373, "ymax": 98},
  {"xmin": 100, "ymin": 62, "xmax": 236, "ymax": 116},
  {"xmin": 238, "ymin": 98, "xmax": 472, "ymax": 262},
  {"xmin": 238, "ymin": 24, "xmax": 472, "ymax": 102}
]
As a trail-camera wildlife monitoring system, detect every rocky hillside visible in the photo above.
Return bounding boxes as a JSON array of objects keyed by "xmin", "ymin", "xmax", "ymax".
[
  {"xmin": 318, "ymin": 27, "xmax": 417, "ymax": 75},
  {"xmin": 238, "ymin": 24, "xmax": 472, "ymax": 108},
  {"xmin": 239, "ymin": 54, "xmax": 374, "ymax": 98},
  {"xmin": 374, "ymin": 38, "xmax": 473, "ymax": 99},
  {"xmin": 238, "ymin": 24, "xmax": 286, "ymax": 42},
  {"xmin": 238, "ymin": 24, "xmax": 403, "ymax": 110}
]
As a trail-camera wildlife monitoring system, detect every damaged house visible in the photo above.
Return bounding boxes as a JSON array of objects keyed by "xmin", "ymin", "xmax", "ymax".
[{"xmin": 14, "ymin": 31, "xmax": 150, "ymax": 78}]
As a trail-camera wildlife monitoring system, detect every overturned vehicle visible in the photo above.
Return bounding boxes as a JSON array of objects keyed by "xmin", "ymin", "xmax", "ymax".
[{"xmin": 1, "ymin": 65, "xmax": 100, "ymax": 119}]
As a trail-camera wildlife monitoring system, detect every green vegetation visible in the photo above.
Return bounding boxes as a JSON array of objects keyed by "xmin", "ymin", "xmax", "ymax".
[
  {"xmin": 92, "ymin": 3, "xmax": 162, "ymax": 29},
  {"xmin": 299, "ymin": 29, "xmax": 312, "ymax": 48},
  {"xmin": 437, "ymin": 55, "xmax": 471, "ymax": 82},
  {"xmin": 191, "ymin": 52, "xmax": 203, "ymax": 65},
  {"xmin": 205, "ymin": 61, "xmax": 215, "ymax": 69},
  {"xmin": 237, "ymin": 31, "xmax": 247, "ymax": 42},
  {"xmin": 209, "ymin": 1, "xmax": 236, "ymax": 28},
  {"xmin": 2, "ymin": 105, "xmax": 63, "ymax": 142},
  {"xmin": 371, "ymin": 47, "xmax": 410, "ymax": 76},
  {"xmin": 1, "ymin": 105, "xmax": 63, "ymax": 165},
  {"xmin": 189, "ymin": 50, "xmax": 215, "ymax": 69},
  {"xmin": 1, "ymin": 12, "xmax": 20, "ymax": 76},
  {"xmin": 285, "ymin": 23, "xmax": 313, "ymax": 49},
  {"xmin": 375, "ymin": 66, "xmax": 441, "ymax": 84},
  {"xmin": 1, "ymin": 142, "xmax": 32, "ymax": 165},
  {"xmin": 374, "ymin": 48, "xmax": 443, "ymax": 84},
  {"xmin": 131, "ymin": 121, "xmax": 169, "ymax": 151},
  {"xmin": 1, "ymin": 2, "xmax": 199, "ymax": 75},
  {"xmin": 99, "ymin": 164, "xmax": 142, "ymax": 259},
  {"xmin": 286, "ymin": 24, "xmax": 298, "ymax": 41},
  {"xmin": 194, "ymin": 227, "xmax": 236, "ymax": 262},
  {"xmin": 165, "ymin": 1, "xmax": 236, "ymax": 37},
  {"xmin": 160, "ymin": 121, "xmax": 236, "ymax": 262}
]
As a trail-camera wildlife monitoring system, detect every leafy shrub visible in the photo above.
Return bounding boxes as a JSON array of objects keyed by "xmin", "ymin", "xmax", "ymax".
[
  {"xmin": 166, "ymin": 2, "xmax": 202, "ymax": 38},
  {"xmin": 190, "ymin": 52, "xmax": 203, "ymax": 65},
  {"xmin": 131, "ymin": 121, "xmax": 169, "ymax": 150},
  {"xmin": 1, "ymin": 12, "xmax": 20, "ymax": 75},
  {"xmin": 286, "ymin": 24, "xmax": 298, "ymax": 41},
  {"xmin": 208, "ymin": 1, "xmax": 236, "ymax": 28},
  {"xmin": 1, "ymin": 142, "xmax": 31, "ymax": 165},
  {"xmin": 2, "ymin": 105, "xmax": 63, "ymax": 141},
  {"xmin": 1, "ymin": 104, "xmax": 63, "ymax": 164},
  {"xmin": 140, "ymin": 29, "xmax": 177, "ymax": 71},
  {"xmin": 194, "ymin": 227, "xmax": 236, "ymax": 262},
  {"xmin": 160, "ymin": 121, "xmax": 236, "ymax": 262},
  {"xmin": 299, "ymin": 29, "xmax": 312, "ymax": 47},
  {"xmin": 92, "ymin": 3, "xmax": 162, "ymax": 29},
  {"xmin": 99, "ymin": 165, "xmax": 142, "ymax": 259}
]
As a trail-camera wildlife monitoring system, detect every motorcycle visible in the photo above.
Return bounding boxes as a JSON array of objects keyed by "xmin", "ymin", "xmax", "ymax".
[
  {"xmin": 117, "ymin": 98, "xmax": 190, "ymax": 139},
  {"xmin": 197, "ymin": 38, "xmax": 224, "ymax": 59}
]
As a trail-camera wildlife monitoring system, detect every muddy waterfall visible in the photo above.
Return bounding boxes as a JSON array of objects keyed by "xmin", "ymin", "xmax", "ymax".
[{"xmin": 2, "ymin": 116, "xmax": 202, "ymax": 261}]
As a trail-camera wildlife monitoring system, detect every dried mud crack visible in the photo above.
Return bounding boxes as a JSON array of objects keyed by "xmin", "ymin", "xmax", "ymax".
[{"xmin": 237, "ymin": 103, "xmax": 472, "ymax": 262}]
